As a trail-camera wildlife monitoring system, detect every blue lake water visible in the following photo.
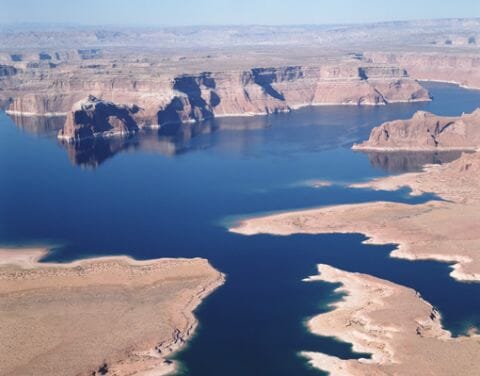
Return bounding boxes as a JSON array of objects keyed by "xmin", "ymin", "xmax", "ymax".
[{"xmin": 1, "ymin": 82, "xmax": 480, "ymax": 375}]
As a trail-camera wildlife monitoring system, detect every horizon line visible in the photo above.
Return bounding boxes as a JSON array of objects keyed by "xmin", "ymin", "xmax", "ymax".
[{"xmin": 1, "ymin": 16, "xmax": 479, "ymax": 30}]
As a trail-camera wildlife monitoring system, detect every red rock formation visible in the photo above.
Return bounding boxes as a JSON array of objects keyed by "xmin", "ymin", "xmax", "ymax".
[
  {"xmin": 58, "ymin": 96, "xmax": 141, "ymax": 142},
  {"xmin": 353, "ymin": 109, "xmax": 480, "ymax": 151},
  {"xmin": 47, "ymin": 64, "xmax": 430, "ymax": 141}
]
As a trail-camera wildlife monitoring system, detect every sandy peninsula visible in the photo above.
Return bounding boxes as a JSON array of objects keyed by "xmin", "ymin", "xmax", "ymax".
[
  {"xmin": 231, "ymin": 151, "xmax": 480, "ymax": 282},
  {"xmin": 0, "ymin": 247, "xmax": 225, "ymax": 376},
  {"xmin": 301, "ymin": 264, "xmax": 480, "ymax": 375}
]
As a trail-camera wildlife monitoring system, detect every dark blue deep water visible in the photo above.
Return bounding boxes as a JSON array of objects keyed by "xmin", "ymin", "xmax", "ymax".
[{"xmin": 1, "ymin": 82, "xmax": 480, "ymax": 375}]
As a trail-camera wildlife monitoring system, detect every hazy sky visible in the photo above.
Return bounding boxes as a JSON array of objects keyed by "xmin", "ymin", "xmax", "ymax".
[{"xmin": 2, "ymin": 0, "xmax": 480, "ymax": 26}]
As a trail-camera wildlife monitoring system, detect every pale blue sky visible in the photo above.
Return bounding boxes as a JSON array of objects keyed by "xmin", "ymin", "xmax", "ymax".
[{"xmin": 2, "ymin": 0, "xmax": 480, "ymax": 26}]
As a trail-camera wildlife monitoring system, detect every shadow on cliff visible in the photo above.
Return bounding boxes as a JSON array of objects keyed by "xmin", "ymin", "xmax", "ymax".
[
  {"xmin": 157, "ymin": 73, "xmax": 220, "ymax": 125},
  {"xmin": 251, "ymin": 68, "xmax": 285, "ymax": 101},
  {"xmin": 7, "ymin": 113, "xmax": 65, "ymax": 136}
]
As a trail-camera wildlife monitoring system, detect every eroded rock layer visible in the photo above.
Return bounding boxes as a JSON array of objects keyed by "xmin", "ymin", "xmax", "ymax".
[
  {"xmin": 353, "ymin": 108, "xmax": 480, "ymax": 151},
  {"xmin": 0, "ymin": 53, "xmax": 430, "ymax": 141},
  {"xmin": 366, "ymin": 52, "xmax": 480, "ymax": 89}
]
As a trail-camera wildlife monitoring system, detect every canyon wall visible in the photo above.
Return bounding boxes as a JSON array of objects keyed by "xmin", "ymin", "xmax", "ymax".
[
  {"xmin": 0, "ymin": 54, "xmax": 429, "ymax": 141},
  {"xmin": 366, "ymin": 52, "xmax": 480, "ymax": 89},
  {"xmin": 353, "ymin": 109, "xmax": 480, "ymax": 151}
]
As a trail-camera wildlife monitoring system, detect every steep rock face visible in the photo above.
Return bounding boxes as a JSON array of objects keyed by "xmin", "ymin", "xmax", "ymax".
[
  {"xmin": 58, "ymin": 96, "xmax": 141, "ymax": 142},
  {"xmin": 354, "ymin": 108, "xmax": 480, "ymax": 151},
  {"xmin": 4, "ymin": 62, "xmax": 429, "ymax": 114},
  {"xmin": 365, "ymin": 52, "xmax": 480, "ymax": 89},
  {"xmin": 157, "ymin": 73, "xmax": 217, "ymax": 124},
  {"xmin": 7, "ymin": 94, "xmax": 86, "ymax": 115},
  {"xmin": 0, "ymin": 57, "xmax": 431, "ymax": 141},
  {"xmin": 56, "ymin": 64, "xmax": 430, "ymax": 141}
]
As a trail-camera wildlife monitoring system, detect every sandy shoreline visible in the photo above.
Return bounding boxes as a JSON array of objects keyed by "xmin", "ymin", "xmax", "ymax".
[
  {"xmin": 301, "ymin": 264, "xmax": 480, "ymax": 375},
  {"xmin": 0, "ymin": 247, "xmax": 225, "ymax": 376},
  {"xmin": 232, "ymin": 151, "xmax": 480, "ymax": 282}
]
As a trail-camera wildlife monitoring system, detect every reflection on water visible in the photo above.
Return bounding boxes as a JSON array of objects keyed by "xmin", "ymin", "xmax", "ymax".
[
  {"xmin": 7, "ymin": 113, "xmax": 65, "ymax": 136},
  {"xmin": 8, "ymin": 111, "xmax": 472, "ymax": 172},
  {"xmin": 6, "ymin": 104, "xmax": 418, "ymax": 168},
  {"xmin": 363, "ymin": 150, "xmax": 466, "ymax": 173},
  {"xmin": 64, "ymin": 123, "xmax": 218, "ymax": 168},
  {"xmin": 2, "ymin": 82, "xmax": 480, "ymax": 375},
  {"xmin": 7, "ymin": 81, "xmax": 480, "ymax": 170}
]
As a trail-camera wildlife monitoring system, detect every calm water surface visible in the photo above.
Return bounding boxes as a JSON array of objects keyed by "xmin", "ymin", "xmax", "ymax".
[{"xmin": 1, "ymin": 82, "xmax": 479, "ymax": 375}]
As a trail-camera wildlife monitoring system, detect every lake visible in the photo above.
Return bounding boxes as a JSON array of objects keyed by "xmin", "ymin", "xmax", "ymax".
[{"xmin": 1, "ymin": 82, "xmax": 479, "ymax": 375}]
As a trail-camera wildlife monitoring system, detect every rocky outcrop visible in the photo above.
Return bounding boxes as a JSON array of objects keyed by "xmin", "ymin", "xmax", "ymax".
[
  {"xmin": 44, "ymin": 63, "xmax": 430, "ymax": 141},
  {"xmin": 0, "ymin": 42, "xmax": 432, "ymax": 142},
  {"xmin": 58, "ymin": 96, "xmax": 141, "ymax": 142},
  {"xmin": 353, "ymin": 109, "xmax": 480, "ymax": 151}
]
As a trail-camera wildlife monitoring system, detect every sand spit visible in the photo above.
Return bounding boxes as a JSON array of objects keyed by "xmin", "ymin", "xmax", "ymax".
[
  {"xmin": 309, "ymin": 180, "xmax": 333, "ymax": 188},
  {"xmin": 301, "ymin": 264, "xmax": 480, "ymax": 375},
  {"xmin": 231, "ymin": 152, "xmax": 480, "ymax": 282},
  {"xmin": 0, "ymin": 247, "xmax": 225, "ymax": 376}
]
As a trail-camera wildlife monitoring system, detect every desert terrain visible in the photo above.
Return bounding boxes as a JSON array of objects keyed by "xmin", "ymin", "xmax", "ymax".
[
  {"xmin": 231, "ymin": 108, "xmax": 480, "ymax": 372},
  {"xmin": 0, "ymin": 248, "xmax": 224, "ymax": 376},
  {"xmin": 1, "ymin": 19, "xmax": 479, "ymax": 142},
  {"xmin": 1, "ymin": 17, "xmax": 480, "ymax": 376},
  {"xmin": 301, "ymin": 264, "xmax": 480, "ymax": 375}
]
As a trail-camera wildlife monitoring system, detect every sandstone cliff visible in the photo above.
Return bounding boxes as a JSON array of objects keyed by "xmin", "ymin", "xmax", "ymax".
[
  {"xmin": 0, "ymin": 43, "xmax": 435, "ymax": 142},
  {"xmin": 353, "ymin": 109, "xmax": 480, "ymax": 151},
  {"xmin": 365, "ymin": 52, "xmax": 480, "ymax": 89},
  {"xmin": 42, "ymin": 64, "xmax": 429, "ymax": 141},
  {"xmin": 58, "ymin": 96, "xmax": 141, "ymax": 142}
]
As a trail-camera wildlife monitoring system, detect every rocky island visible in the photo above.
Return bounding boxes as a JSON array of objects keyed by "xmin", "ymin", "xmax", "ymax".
[
  {"xmin": 353, "ymin": 108, "xmax": 480, "ymax": 151},
  {"xmin": 0, "ymin": 248, "xmax": 224, "ymax": 376}
]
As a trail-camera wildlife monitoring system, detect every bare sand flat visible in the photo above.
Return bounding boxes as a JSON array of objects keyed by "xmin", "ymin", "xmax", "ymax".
[
  {"xmin": 301, "ymin": 264, "xmax": 480, "ymax": 375},
  {"xmin": 232, "ymin": 151, "xmax": 480, "ymax": 282},
  {"xmin": 0, "ymin": 248, "xmax": 225, "ymax": 376}
]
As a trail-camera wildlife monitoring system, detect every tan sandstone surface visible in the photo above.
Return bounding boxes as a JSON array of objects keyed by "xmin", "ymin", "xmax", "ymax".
[
  {"xmin": 301, "ymin": 264, "xmax": 480, "ymax": 375},
  {"xmin": 231, "ymin": 151, "xmax": 480, "ymax": 281},
  {"xmin": 366, "ymin": 52, "xmax": 480, "ymax": 89},
  {"xmin": 0, "ymin": 248, "xmax": 225, "ymax": 376}
]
